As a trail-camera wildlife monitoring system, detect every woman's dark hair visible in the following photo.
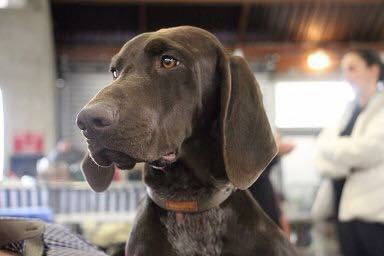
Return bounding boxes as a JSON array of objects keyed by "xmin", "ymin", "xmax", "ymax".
[{"xmin": 347, "ymin": 48, "xmax": 384, "ymax": 82}]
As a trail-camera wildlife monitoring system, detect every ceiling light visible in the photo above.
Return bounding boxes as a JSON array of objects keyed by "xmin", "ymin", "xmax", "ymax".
[{"xmin": 307, "ymin": 50, "xmax": 331, "ymax": 71}]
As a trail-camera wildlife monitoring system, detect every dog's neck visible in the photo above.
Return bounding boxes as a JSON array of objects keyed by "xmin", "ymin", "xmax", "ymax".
[{"xmin": 143, "ymin": 118, "xmax": 232, "ymax": 211}]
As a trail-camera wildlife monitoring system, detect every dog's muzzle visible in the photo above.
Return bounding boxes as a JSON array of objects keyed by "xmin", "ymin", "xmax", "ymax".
[{"xmin": 77, "ymin": 102, "xmax": 118, "ymax": 136}]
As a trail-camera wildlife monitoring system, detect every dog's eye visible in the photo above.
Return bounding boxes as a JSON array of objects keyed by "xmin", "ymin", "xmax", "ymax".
[
  {"xmin": 161, "ymin": 55, "xmax": 179, "ymax": 69},
  {"xmin": 111, "ymin": 68, "xmax": 119, "ymax": 79}
]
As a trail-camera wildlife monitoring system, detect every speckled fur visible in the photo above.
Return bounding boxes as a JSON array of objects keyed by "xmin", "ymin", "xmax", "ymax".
[{"xmin": 160, "ymin": 207, "xmax": 231, "ymax": 256}]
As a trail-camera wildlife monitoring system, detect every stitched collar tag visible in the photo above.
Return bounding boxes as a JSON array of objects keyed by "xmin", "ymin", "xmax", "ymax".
[{"xmin": 165, "ymin": 200, "xmax": 198, "ymax": 212}]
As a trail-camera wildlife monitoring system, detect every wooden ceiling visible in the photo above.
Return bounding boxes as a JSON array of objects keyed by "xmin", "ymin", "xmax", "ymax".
[{"xmin": 51, "ymin": 0, "xmax": 384, "ymax": 73}]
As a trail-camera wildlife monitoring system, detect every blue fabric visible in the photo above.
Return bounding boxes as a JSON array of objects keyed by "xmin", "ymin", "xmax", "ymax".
[{"xmin": 0, "ymin": 207, "xmax": 53, "ymax": 222}]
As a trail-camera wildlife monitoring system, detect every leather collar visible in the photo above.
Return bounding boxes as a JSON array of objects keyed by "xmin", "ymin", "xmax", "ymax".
[{"xmin": 147, "ymin": 186, "xmax": 234, "ymax": 213}]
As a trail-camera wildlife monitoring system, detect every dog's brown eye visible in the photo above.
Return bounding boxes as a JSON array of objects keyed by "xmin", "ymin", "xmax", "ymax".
[
  {"xmin": 111, "ymin": 69, "xmax": 119, "ymax": 79},
  {"xmin": 161, "ymin": 55, "xmax": 179, "ymax": 69}
]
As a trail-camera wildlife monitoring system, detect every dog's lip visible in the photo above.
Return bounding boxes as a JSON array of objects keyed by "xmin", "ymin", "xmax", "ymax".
[
  {"xmin": 104, "ymin": 151, "xmax": 176, "ymax": 171},
  {"xmin": 82, "ymin": 130, "xmax": 96, "ymax": 140},
  {"xmin": 161, "ymin": 152, "xmax": 177, "ymax": 162},
  {"xmin": 86, "ymin": 137, "xmax": 178, "ymax": 170},
  {"xmin": 148, "ymin": 152, "xmax": 177, "ymax": 170},
  {"xmin": 115, "ymin": 161, "xmax": 136, "ymax": 170},
  {"xmin": 89, "ymin": 149, "xmax": 113, "ymax": 167},
  {"xmin": 91, "ymin": 153, "xmax": 135, "ymax": 170},
  {"xmin": 100, "ymin": 148, "xmax": 138, "ymax": 170}
]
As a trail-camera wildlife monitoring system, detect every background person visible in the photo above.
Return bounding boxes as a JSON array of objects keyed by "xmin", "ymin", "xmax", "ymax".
[{"xmin": 314, "ymin": 49, "xmax": 384, "ymax": 256}]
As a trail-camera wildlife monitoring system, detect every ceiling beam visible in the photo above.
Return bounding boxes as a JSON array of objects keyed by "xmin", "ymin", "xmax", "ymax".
[
  {"xmin": 52, "ymin": 0, "xmax": 384, "ymax": 5},
  {"xmin": 236, "ymin": 3, "xmax": 252, "ymax": 44},
  {"xmin": 233, "ymin": 42, "xmax": 384, "ymax": 73},
  {"xmin": 57, "ymin": 41, "xmax": 384, "ymax": 73},
  {"xmin": 232, "ymin": 41, "xmax": 384, "ymax": 54},
  {"xmin": 138, "ymin": 4, "xmax": 147, "ymax": 32}
]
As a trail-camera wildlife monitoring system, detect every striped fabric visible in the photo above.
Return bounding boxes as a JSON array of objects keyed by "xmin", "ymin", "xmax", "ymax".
[
  {"xmin": 0, "ymin": 219, "xmax": 108, "ymax": 256},
  {"xmin": 1, "ymin": 240, "xmax": 23, "ymax": 255}
]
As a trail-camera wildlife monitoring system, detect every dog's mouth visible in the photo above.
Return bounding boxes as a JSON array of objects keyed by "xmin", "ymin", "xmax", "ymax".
[
  {"xmin": 147, "ymin": 152, "xmax": 177, "ymax": 170},
  {"xmin": 87, "ymin": 139, "xmax": 177, "ymax": 170},
  {"xmin": 104, "ymin": 149, "xmax": 138, "ymax": 170}
]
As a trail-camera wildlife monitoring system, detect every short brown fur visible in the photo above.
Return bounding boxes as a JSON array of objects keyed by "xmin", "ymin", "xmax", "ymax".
[{"xmin": 77, "ymin": 26, "xmax": 296, "ymax": 256}]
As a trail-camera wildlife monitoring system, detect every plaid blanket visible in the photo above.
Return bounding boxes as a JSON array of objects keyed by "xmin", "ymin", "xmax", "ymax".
[{"xmin": 0, "ymin": 218, "xmax": 108, "ymax": 256}]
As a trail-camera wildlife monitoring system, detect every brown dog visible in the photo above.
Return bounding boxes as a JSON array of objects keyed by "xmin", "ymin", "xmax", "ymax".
[{"xmin": 77, "ymin": 26, "xmax": 297, "ymax": 256}]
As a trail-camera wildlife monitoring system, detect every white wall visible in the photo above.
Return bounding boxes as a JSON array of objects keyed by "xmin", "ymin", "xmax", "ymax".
[{"xmin": 0, "ymin": 0, "xmax": 56, "ymax": 171}]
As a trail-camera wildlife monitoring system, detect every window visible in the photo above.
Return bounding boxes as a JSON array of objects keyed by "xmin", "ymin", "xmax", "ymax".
[
  {"xmin": 275, "ymin": 81, "xmax": 355, "ymax": 129},
  {"xmin": 0, "ymin": 88, "xmax": 3, "ymax": 180}
]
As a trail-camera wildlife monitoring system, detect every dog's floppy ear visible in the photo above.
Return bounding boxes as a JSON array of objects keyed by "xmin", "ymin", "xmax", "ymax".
[
  {"xmin": 81, "ymin": 153, "xmax": 115, "ymax": 192},
  {"xmin": 219, "ymin": 53, "xmax": 277, "ymax": 190}
]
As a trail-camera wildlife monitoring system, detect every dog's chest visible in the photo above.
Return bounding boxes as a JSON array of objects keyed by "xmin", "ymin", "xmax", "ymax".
[{"xmin": 160, "ymin": 208, "xmax": 230, "ymax": 256}]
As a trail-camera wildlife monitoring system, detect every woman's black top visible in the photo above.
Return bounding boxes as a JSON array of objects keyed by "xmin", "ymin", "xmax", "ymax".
[{"xmin": 249, "ymin": 157, "xmax": 281, "ymax": 227}]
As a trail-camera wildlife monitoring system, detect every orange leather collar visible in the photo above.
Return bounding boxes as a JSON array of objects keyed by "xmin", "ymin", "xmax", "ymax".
[{"xmin": 146, "ymin": 186, "xmax": 233, "ymax": 213}]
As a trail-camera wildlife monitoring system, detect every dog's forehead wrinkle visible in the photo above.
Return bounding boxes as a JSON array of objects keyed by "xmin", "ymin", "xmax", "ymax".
[
  {"xmin": 117, "ymin": 33, "xmax": 151, "ymax": 62},
  {"xmin": 149, "ymin": 28, "xmax": 216, "ymax": 55},
  {"xmin": 123, "ymin": 72, "xmax": 147, "ymax": 83},
  {"xmin": 110, "ymin": 54, "xmax": 121, "ymax": 69},
  {"xmin": 144, "ymin": 37, "xmax": 196, "ymax": 62}
]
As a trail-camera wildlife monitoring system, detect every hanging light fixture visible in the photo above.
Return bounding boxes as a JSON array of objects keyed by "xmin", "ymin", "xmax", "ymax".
[
  {"xmin": 233, "ymin": 48, "xmax": 244, "ymax": 58},
  {"xmin": 307, "ymin": 49, "xmax": 331, "ymax": 71}
]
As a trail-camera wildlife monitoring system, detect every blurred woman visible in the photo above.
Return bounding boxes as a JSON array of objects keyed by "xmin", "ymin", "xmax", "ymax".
[{"xmin": 315, "ymin": 49, "xmax": 384, "ymax": 256}]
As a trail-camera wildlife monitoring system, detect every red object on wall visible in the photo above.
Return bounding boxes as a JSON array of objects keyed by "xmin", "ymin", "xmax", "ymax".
[{"xmin": 13, "ymin": 132, "xmax": 43, "ymax": 154}]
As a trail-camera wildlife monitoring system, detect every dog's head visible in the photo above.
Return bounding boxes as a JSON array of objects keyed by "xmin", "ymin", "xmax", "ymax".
[{"xmin": 77, "ymin": 26, "xmax": 276, "ymax": 192}]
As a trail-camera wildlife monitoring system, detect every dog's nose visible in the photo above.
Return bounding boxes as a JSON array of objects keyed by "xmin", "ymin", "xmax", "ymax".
[{"xmin": 77, "ymin": 103, "xmax": 117, "ymax": 132}]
